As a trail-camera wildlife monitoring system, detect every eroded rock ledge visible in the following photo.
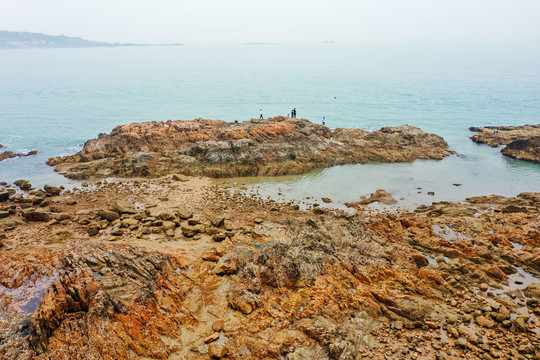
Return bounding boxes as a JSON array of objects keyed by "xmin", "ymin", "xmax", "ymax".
[
  {"xmin": 0, "ymin": 177, "xmax": 538, "ymax": 359},
  {"xmin": 470, "ymin": 125, "xmax": 540, "ymax": 163},
  {"xmin": 47, "ymin": 117, "xmax": 453, "ymax": 179}
]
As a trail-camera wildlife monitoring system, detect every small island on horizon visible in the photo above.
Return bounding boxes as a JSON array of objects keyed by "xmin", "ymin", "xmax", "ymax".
[{"xmin": 0, "ymin": 30, "xmax": 183, "ymax": 49}]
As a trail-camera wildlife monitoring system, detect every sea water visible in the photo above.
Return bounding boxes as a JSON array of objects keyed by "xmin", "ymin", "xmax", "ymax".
[{"xmin": 0, "ymin": 42, "xmax": 539, "ymax": 208}]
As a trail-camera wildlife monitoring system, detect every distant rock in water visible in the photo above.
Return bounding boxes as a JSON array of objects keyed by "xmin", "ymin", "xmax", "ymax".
[
  {"xmin": 501, "ymin": 137, "xmax": 540, "ymax": 163},
  {"xmin": 469, "ymin": 124, "xmax": 540, "ymax": 163},
  {"xmin": 47, "ymin": 117, "xmax": 454, "ymax": 179},
  {"xmin": 0, "ymin": 150, "xmax": 38, "ymax": 162}
]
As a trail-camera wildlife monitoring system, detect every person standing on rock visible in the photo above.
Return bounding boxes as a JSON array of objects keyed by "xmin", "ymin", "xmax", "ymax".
[
  {"xmin": 292, "ymin": 108, "xmax": 296, "ymax": 118},
  {"xmin": 259, "ymin": 109, "xmax": 263, "ymax": 119},
  {"xmin": 322, "ymin": 117, "xmax": 325, "ymax": 126}
]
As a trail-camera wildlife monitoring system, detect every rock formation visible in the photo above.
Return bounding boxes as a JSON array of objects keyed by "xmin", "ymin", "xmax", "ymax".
[
  {"xmin": 470, "ymin": 124, "xmax": 540, "ymax": 163},
  {"xmin": 0, "ymin": 175, "xmax": 538, "ymax": 359},
  {"xmin": 501, "ymin": 136, "xmax": 540, "ymax": 163},
  {"xmin": 47, "ymin": 117, "xmax": 453, "ymax": 179},
  {"xmin": 0, "ymin": 150, "xmax": 38, "ymax": 162}
]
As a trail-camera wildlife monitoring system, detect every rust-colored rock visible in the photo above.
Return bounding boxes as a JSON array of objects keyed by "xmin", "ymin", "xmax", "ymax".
[
  {"xmin": 0, "ymin": 150, "xmax": 38, "ymax": 162},
  {"xmin": 470, "ymin": 124, "xmax": 540, "ymax": 163},
  {"xmin": 47, "ymin": 118, "xmax": 453, "ymax": 179}
]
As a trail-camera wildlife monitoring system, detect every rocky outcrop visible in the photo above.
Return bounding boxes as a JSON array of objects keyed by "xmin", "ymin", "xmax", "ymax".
[
  {"xmin": 47, "ymin": 117, "xmax": 453, "ymax": 179},
  {"xmin": 470, "ymin": 124, "xmax": 540, "ymax": 163},
  {"xmin": 470, "ymin": 124, "xmax": 540, "ymax": 146},
  {"xmin": 0, "ymin": 150, "xmax": 38, "ymax": 162},
  {"xmin": 1, "ymin": 177, "xmax": 538, "ymax": 359},
  {"xmin": 501, "ymin": 136, "xmax": 540, "ymax": 163}
]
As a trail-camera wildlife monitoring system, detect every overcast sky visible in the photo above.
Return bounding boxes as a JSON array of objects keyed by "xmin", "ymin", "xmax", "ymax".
[{"xmin": 1, "ymin": 0, "xmax": 539, "ymax": 44}]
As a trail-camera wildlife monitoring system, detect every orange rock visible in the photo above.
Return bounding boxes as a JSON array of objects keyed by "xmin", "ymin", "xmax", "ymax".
[
  {"xmin": 212, "ymin": 319, "xmax": 225, "ymax": 332},
  {"xmin": 483, "ymin": 265, "xmax": 507, "ymax": 281},
  {"xmin": 204, "ymin": 332, "xmax": 220, "ymax": 343},
  {"xmin": 208, "ymin": 342, "xmax": 229, "ymax": 358},
  {"xmin": 202, "ymin": 250, "xmax": 221, "ymax": 262}
]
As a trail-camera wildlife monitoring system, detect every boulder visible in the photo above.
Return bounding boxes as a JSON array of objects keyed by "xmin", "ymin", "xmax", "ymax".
[
  {"xmin": 43, "ymin": 184, "xmax": 62, "ymax": 195},
  {"xmin": 524, "ymin": 283, "xmax": 540, "ymax": 299},
  {"xmin": 214, "ymin": 256, "xmax": 238, "ymax": 275},
  {"xmin": 202, "ymin": 251, "xmax": 221, "ymax": 262},
  {"xmin": 87, "ymin": 223, "xmax": 100, "ymax": 236},
  {"xmin": 22, "ymin": 208, "xmax": 51, "ymax": 222},
  {"xmin": 412, "ymin": 254, "xmax": 429, "ymax": 268},
  {"xmin": 97, "ymin": 210, "xmax": 120, "ymax": 222},
  {"xmin": 121, "ymin": 218, "xmax": 139, "ymax": 228},
  {"xmin": 50, "ymin": 213, "xmax": 71, "ymax": 221},
  {"xmin": 475, "ymin": 316, "xmax": 496, "ymax": 328},
  {"xmin": 212, "ymin": 233, "xmax": 227, "ymax": 242},
  {"xmin": 211, "ymin": 216, "xmax": 225, "ymax": 228},
  {"xmin": 212, "ymin": 319, "xmax": 225, "ymax": 332},
  {"xmin": 177, "ymin": 210, "xmax": 193, "ymax": 219},
  {"xmin": 112, "ymin": 200, "xmax": 136, "ymax": 214},
  {"xmin": 0, "ymin": 191, "xmax": 10, "ymax": 202},
  {"xmin": 208, "ymin": 342, "xmax": 229, "ymax": 359},
  {"xmin": 14, "ymin": 179, "xmax": 31, "ymax": 190}
]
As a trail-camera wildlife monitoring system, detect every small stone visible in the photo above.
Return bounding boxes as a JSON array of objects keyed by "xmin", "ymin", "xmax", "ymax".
[
  {"xmin": 159, "ymin": 212, "xmax": 174, "ymax": 221},
  {"xmin": 161, "ymin": 221, "xmax": 176, "ymax": 230},
  {"xmin": 212, "ymin": 319, "xmax": 225, "ymax": 332},
  {"xmin": 479, "ymin": 283, "xmax": 488, "ymax": 291},
  {"xmin": 204, "ymin": 332, "xmax": 220, "ymax": 343},
  {"xmin": 254, "ymin": 218, "xmax": 264, "ymax": 224},
  {"xmin": 202, "ymin": 251, "xmax": 221, "ymax": 262},
  {"xmin": 517, "ymin": 343, "xmax": 533, "ymax": 354},
  {"xmin": 394, "ymin": 321, "xmax": 403, "ymax": 330},
  {"xmin": 0, "ymin": 191, "xmax": 10, "ymax": 202},
  {"xmin": 111, "ymin": 227, "xmax": 123, "ymax": 236},
  {"xmin": 97, "ymin": 210, "xmax": 120, "ymax": 222},
  {"xmin": 212, "ymin": 233, "xmax": 227, "ymax": 242},
  {"xmin": 46, "ymin": 219, "xmax": 59, "ymax": 227},
  {"xmin": 113, "ymin": 200, "xmax": 136, "ymax": 214},
  {"xmin": 513, "ymin": 317, "xmax": 528, "ymax": 332},
  {"xmin": 43, "ymin": 184, "xmax": 62, "ymax": 195},
  {"xmin": 208, "ymin": 342, "xmax": 229, "ymax": 358},
  {"xmin": 425, "ymin": 321, "xmax": 438, "ymax": 329},
  {"xmin": 211, "ymin": 216, "xmax": 225, "ymax": 228},
  {"xmin": 214, "ymin": 256, "xmax": 238, "ymax": 275},
  {"xmin": 312, "ymin": 207, "xmax": 325, "ymax": 214},
  {"xmin": 412, "ymin": 254, "xmax": 429, "ymax": 268},
  {"xmin": 87, "ymin": 223, "xmax": 100, "ymax": 236},
  {"xmin": 177, "ymin": 210, "xmax": 193, "ymax": 219},
  {"xmin": 121, "ymin": 218, "xmax": 139, "ymax": 228}
]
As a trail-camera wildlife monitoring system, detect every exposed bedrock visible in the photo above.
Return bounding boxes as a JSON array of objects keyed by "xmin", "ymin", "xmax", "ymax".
[
  {"xmin": 47, "ymin": 117, "xmax": 453, "ymax": 179},
  {"xmin": 469, "ymin": 124, "xmax": 540, "ymax": 163}
]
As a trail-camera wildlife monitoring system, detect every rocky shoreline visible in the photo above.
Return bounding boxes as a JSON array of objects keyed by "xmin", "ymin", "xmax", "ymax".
[
  {"xmin": 469, "ymin": 125, "xmax": 540, "ymax": 163},
  {"xmin": 47, "ymin": 117, "xmax": 453, "ymax": 179},
  {"xmin": 0, "ymin": 175, "xmax": 538, "ymax": 359}
]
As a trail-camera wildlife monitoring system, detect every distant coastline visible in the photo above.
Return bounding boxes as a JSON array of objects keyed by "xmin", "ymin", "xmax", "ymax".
[{"xmin": 0, "ymin": 30, "xmax": 182, "ymax": 49}]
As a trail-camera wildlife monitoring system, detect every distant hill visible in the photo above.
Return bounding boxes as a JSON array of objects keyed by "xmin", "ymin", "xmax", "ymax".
[{"xmin": 0, "ymin": 31, "xmax": 182, "ymax": 49}]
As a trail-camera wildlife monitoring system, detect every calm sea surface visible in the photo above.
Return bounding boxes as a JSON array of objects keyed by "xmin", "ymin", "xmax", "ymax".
[{"xmin": 1, "ymin": 42, "xmax": 539, "ymax": 209}]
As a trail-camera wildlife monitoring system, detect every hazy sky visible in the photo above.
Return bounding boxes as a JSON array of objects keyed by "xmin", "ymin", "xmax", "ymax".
[{"xmin": 1, "ymin": 0, "xmax": 539, "ymax": 44}]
